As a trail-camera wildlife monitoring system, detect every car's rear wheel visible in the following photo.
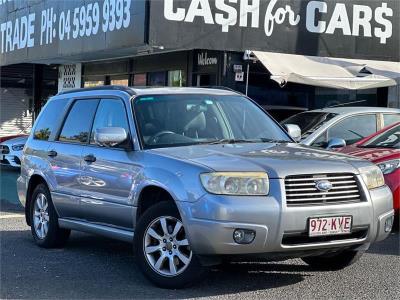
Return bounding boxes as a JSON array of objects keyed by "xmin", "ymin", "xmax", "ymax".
[
  {"xmin": 302, "ymin": 250, "xmax": 364, "ymax": 270},
  {"xmin": 30, "ymin": 184, "xmax": 70, "ymax": 248},
  {"xmin": 135, "ymin": 201, "xmax": 206, "ymax": 289}
]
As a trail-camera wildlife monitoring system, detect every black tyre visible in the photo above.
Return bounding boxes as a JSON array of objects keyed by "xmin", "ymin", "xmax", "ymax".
[
  {"xmin": 30, "ymin": 183, "xmax": 70, "ymax": 248},
  {"xmin": 134, "ymin": 201, "xmax": 207, "ymax": 289},
  {"xmin": 302, "ymin": 250, "xmax": 364, "ymax": 271}
]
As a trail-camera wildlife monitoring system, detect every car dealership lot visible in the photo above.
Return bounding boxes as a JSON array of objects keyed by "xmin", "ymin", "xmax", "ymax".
[{"xmin": 1, "ymin": 210, "xmax": 399, "ymax": 299}]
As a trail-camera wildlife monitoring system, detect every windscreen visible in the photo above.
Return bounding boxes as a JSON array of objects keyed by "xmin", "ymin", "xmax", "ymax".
[{"xmin": 133, "ymin": 94, "xmax": 291, "ymax": 149}]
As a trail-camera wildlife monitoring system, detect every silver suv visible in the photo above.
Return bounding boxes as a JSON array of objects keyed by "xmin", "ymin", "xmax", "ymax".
[{"xmin": 18, "ymin": 87, "xmax": 394, "ymax": 288}]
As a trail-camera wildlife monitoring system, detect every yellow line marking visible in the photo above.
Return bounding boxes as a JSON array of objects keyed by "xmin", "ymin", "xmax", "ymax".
[{"xmin": 0, "ymin": 213, "xmax": 25, "ymax": 219}]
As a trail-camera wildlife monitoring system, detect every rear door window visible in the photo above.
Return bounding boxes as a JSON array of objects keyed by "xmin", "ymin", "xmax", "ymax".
[
  {"xmin": 33, "ymin": 99, "xmax": 69, "ymax": 141},
  {"xmin": 383, "ymin": 113, "xmax": 400, "ymax": 127},
  {"xmin": 58, "ymin": 100, "xmax": 99, "ymax": 144},
  {"xmin": 328, "ymin": 114, "xmax": 377, "ymax": 145}
]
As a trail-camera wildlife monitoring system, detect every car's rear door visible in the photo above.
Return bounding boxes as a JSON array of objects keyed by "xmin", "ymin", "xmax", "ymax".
[
  {"xmin": 79, "ymin": 98, "xmax": 137, "ymax": 229},
  {"xmin": 48, "ymin": 99, "xmax": 99, "ymax": 219}
]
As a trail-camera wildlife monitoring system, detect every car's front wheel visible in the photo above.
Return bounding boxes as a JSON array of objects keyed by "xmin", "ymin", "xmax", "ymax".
[
  {"xmin": 135, "ymin": 201, "xmax": 206, "ymax": 289},
  {"xmin": 302, "ymin": 250, "xmax": 364, "ymax": 270}
]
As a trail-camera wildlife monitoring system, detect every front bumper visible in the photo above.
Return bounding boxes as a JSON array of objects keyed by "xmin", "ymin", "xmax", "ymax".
[{"xmin": 177, "ymin": 178, "xmax": 394, "ymax": 256}]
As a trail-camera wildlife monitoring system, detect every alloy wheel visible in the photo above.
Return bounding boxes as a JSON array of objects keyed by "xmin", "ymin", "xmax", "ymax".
[
  {"xmin": 33, "ymin": 193, "xmax": 49, "ymax": 239},
  {"xmin": 143, "ymin": 216, "xmax": 192, "ymax": 277}
]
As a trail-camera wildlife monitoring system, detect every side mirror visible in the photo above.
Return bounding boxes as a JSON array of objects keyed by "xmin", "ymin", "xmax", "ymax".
[
  {"xmin": 284, "ymin": 124, "xmax": 302, "ymax": 142},
  {"xmin": 326, "ymin": 138, "xmax": 346, "ymax": 150},
  {"xmin": 95, "ymin": 127, "xmax": 127, "ymax": 147}
]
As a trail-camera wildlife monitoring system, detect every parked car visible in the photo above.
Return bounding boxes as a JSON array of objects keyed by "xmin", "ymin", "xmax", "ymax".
[
  {"xmin": 0, "ymin": 135, "xmax": 28, "ymax": 167},
  {"xmin": 336, "ymin": 122, "xmax": 400, "ymax": 219},
  {"xmin": 0, "ymin": 134, "xmax": 27, "ymax": 143},
  {"xmin": 18, "ymin": 87, "xmax": 394, "ymax": 288},
  {"xmin": 281, "ymin": 107, "xmax": 400, "ymax": 149}
]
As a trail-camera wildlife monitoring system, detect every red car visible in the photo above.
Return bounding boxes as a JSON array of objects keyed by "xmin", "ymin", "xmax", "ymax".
[{"xmin": 337, "ymin": 122, "xmax": 400, "ymax": 218}]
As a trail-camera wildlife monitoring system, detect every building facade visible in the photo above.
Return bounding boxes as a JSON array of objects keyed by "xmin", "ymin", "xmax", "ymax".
[{"xmin": 1, "ymin": 0, "xmax": 399, "ymax": 135}]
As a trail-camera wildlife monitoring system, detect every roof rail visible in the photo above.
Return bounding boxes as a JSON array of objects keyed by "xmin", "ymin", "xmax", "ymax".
[{"xmin": 57, "ymin": 85, "xmax": 135, "ymax": 96}]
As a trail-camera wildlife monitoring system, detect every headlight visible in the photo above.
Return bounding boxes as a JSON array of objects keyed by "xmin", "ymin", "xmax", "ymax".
[
  {"xmin": 200, "ymin": 172, "xmax": 269, "ymax": 195},
  {"xmin": 359, "ymin": 165, "xmax": 385, "ymax": 190},
  {"xmin": 12, "ymin": 144, "xmax": 24, "ymax": 151},
  {"xmin": 377, "ymin": 159, "xmax": 400, "ymax": 175}
]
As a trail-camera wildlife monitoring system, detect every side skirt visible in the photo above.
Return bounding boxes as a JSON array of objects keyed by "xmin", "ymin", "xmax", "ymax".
[{"xmin": 58, "ymin": 218, "xmax": 134, "ymax": 243}]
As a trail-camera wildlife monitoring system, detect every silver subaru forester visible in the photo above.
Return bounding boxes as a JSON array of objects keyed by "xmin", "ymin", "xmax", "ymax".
[{"xmin": 17, "ymin": 86, "xmax": 394, "ymax": 288}]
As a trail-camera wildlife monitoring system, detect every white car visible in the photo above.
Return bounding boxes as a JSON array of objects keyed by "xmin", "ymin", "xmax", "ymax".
[
  {"xmin": 0, "ymin": 136, "xmax": 28, "ymax": 167},
  {"xmin": 282, "ymin": 107, "xmax": 400, "ymax": 149}
]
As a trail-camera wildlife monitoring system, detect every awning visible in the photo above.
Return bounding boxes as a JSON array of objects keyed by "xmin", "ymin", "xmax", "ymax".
[{"xmin": 251, "ymin": 51, "xmax": 400, "ymax": 90}]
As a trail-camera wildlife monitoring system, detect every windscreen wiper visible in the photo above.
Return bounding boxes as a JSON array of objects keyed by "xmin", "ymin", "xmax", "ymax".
[
  {"xmin": 208, "ymin": 138, "xmax": 289, "ymax": 145},
  {"xmin": 208, "ymin": 139, "xmax": 258, "ymax": 145},
  {"xmin": 259, "ymin": 138, "xmax": 290, "ymax": 143}
]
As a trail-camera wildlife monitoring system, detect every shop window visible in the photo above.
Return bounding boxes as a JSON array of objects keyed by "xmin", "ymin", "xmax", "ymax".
[
  {"xmin": 133, "ymin": 73, "xmax": 147, "ymax": 86},
  {"xmin": 148, "ymin": 72, "xmax": 166, "ymax": 86},
  {"xmin": 314, "ymin": 88, "xmax": 378, "ymax": 108},
  {"xmin": 168, "ymin": 70, "xmax": 186, "ymax": 87},
  {"xmin": 84, "ymin": 76, "xmax": 105, "ymax": 87},
  {"xmin": 110, "ymin": 75, "xmax": 129, "ymax": 86}
]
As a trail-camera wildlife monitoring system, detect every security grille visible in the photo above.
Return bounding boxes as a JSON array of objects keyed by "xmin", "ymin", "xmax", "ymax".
[
  {"xmin": 285, "ymin": 173, "xmax": 363, "ymax": 206},
  {"xmin": 58, "ymin": 64, "xmax": 82, "ymax": 92}
]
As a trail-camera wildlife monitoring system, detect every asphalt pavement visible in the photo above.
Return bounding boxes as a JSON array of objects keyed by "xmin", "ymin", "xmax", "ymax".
[
  {"xmin": 1, "ymin": 166, "xmax": 399, "ymax": 299},
  {"xmin": 1, "ymin": 211, "xmax": 399, "ymax": 299}
]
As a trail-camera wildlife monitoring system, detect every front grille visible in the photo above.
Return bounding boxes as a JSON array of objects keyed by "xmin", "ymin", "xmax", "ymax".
[
  {"xmin": 0, "ymin": 145, "xmax": 10, "ymax": 154},
  {"xmin": 282, "ymin": 227, "xmax": 368, "ymax": 246},
  {"xmin": 285, "ymin": 173, "xmax": 363, "ymax": 206}
]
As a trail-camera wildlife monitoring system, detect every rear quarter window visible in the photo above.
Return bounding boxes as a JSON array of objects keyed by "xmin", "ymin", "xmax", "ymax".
[
  {"xmin": 383, "ymin": 113, "xmax": 400, "ymax": 127},
  {"xmin": 33, "ymin": 99, "xmax": 69, "ymax": 141}
]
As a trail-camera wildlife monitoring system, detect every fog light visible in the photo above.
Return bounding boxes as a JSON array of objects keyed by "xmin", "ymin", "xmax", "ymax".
[
  {"xmin": 233, "ymin": 229, "xmax": 256, "ymax": 244},
  {"xmin": 384, "ymin": 217, "xmax": 394, "ymax": 233}
]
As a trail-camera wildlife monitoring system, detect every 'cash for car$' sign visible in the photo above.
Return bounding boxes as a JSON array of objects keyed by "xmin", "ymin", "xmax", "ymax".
[{"xmin": 164, "ymin": 0, "xmax": 393, "ymax": 44}]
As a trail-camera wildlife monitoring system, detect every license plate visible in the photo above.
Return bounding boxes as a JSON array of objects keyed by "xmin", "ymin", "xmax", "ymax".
[{"xmin": 309, "ymin": 216, "xmax": 352, "ymax": 237}]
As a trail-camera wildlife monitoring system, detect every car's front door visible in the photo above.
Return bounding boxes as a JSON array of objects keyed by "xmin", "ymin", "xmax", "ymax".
[
  {"xmin": 79, "ymin": 98, "xmax": 138, "ymax": 229},
  {"xmin": 48, "ymin": 99, "xmax": 99, "ymax": 219}
]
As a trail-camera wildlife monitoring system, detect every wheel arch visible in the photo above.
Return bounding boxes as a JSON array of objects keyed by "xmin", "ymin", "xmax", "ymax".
[{"xmin": 135, "ymin": 185, "xmax": 180, "ymax": 226}]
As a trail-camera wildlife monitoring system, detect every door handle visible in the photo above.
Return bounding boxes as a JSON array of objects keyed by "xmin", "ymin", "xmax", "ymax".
[
  {"xmin": 84, "ymin": 154, "xmax": 96, "ymax": 163},
  {"xmin": 47, "ymin": 150, "xmax": 57, "ymax": 157}
]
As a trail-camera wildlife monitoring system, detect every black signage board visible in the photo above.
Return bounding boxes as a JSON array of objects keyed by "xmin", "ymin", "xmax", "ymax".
[
  {"xmin": 194, "ymin": 49, "xmax": 220, "ymax": 73},
  {"xmin": 149, "ymin": 0, "xmax": 400, "ymax": 62},
  {"xmin": 0, "ymin": 0, "xmax": 146, "ymax": 66}
]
